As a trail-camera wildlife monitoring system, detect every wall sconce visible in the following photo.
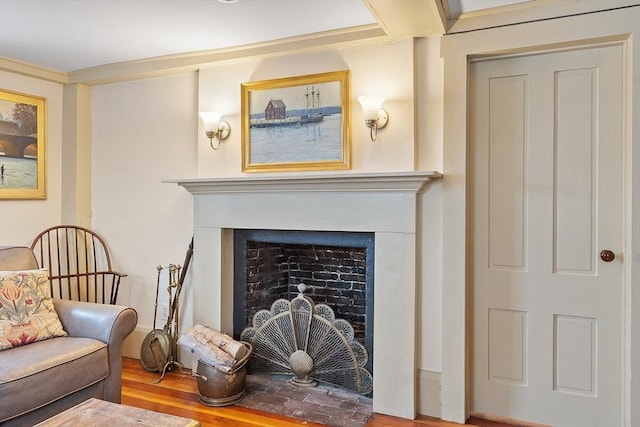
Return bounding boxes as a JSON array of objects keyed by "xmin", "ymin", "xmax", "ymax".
[
  {"xmin": 357, "ymin": 96, "xmax": 389, "ymax": 141},
  {"xmin": 198, "ymin": 111, "xmax": 231, "ymax": 150}
]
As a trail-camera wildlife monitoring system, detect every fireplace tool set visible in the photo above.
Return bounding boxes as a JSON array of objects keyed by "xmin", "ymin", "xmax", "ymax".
[{"xmin": 140, "ymin": 238, "xmax": 193, "ymax": 382}]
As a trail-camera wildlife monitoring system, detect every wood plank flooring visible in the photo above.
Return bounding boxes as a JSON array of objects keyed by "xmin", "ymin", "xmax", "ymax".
[{"xmin": 121, "ymin": 357, "xmax": 511, "ymax": 427}]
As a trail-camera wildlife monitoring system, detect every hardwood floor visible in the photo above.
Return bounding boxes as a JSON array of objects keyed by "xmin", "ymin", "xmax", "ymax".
[{"xmin": 121, "ymin": 357, "xmax": 510, "ymax": 427}]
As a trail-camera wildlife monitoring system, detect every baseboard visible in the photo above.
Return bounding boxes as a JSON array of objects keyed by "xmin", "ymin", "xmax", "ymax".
[
  {"xmin": 417, "ymin": 369, "xmax": 441, "ymax": 418},
  {"xmin": 123, "ymin": 327, "xmax": 147, "ymax": 359}
]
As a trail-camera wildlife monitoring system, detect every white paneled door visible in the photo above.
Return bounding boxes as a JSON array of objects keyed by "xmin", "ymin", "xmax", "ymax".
[{"xmin": 470, "ymin": 45, "xmax": 624, "ymax": 426}]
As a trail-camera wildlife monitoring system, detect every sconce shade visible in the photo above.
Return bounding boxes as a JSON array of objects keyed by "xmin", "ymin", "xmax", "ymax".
[
  {"xmin": 358, "ymin": 96, "xmax": 385, "ymax": 121},
  {"xmin": 198, "ymin": 111, "xmax": 231, "ymax": 150},
  {"xmin": 199, "ymin": 111, "xmax": 223, "ymax": 132}
]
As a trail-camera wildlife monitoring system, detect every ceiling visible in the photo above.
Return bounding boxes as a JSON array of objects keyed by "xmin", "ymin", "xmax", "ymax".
[
  {"xmin": 0, "ymin": 0, "xmax": 537, "ymax": 74},
  {"xmin": 0, "ymin": 0, "xmax": 378, "ymax": 72}
]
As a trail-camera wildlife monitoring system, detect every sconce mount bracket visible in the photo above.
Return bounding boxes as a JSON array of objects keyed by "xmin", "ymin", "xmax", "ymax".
[
  {"xmin": 217, "ymin": 120, "xmax": 231, "ymax": 140},
  {"xmin": 377, "ymin": 108, "xmax": 389, "ymax": 129}
]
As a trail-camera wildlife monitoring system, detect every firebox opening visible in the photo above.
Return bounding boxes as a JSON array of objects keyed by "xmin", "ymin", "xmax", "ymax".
[{"xmin": 233, "ymin": 229, "xmax": 374, "ymax": 376}]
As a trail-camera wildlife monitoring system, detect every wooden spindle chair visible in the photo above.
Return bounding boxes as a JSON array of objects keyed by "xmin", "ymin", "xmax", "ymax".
[{"xmin": 31, "ymin": 225, "xmax": 127, "ymax": 304}]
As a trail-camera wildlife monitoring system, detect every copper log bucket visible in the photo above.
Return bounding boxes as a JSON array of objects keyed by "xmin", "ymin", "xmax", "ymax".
[{"xmin": 194, "ymin": 341, "xmax": 253, "ymax": 407}]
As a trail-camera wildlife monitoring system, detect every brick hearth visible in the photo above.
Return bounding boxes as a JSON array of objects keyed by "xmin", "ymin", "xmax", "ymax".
[{"xmin": 237, "ymin": 374, "xmax": 373, "ymax": 427}]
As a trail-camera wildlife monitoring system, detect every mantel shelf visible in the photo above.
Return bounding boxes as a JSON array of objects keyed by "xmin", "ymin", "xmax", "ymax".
[{"xmin": 165, "ymin": 171, "xmax": 442, "ymax": 194}]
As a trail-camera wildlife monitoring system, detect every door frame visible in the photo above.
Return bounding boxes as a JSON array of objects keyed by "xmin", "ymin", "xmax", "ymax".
[
  {"xmin": 468, "ymin": 44, "xmax": 625, "ymax": 425},
  {"xmin": 439, "ymin": 8, "xmax": 639, "ymax": 424}
]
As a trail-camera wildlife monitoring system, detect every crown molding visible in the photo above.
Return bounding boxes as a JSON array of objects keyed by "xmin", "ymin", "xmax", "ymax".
[
  {"xmin": 67, "ymin": 24, "xmax": 389, "ymax": 86},
  {"xmin": 0, "ymin": 56, "xmax": 68, "ymax": 84}
]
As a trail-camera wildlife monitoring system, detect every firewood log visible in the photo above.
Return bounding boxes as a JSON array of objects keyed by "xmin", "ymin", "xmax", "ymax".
[
  {"xmin": 177, "ymin": 333, "xmax": 235, "ymax": 371},
  {"xmin": 191, "ymin": 324, "xmax": 247, "ymax": 360}
]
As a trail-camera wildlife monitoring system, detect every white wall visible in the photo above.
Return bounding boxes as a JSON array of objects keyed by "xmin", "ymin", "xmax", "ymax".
[
  {"xmin": 197, "ymin": 40, "xmax": 418, "ymax": 176},
  {"xmin": 0, "ymin": 72, "xmax": 63, "ymax": 244},
  {"xmin": 91, "ymin": 73, "xmax": 197, "ymax": 352}
]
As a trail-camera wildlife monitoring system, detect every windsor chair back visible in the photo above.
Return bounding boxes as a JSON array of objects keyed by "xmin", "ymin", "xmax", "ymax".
[{"xmin": 31, "ymin": 225, "xmax": 126, "ymax": 304}]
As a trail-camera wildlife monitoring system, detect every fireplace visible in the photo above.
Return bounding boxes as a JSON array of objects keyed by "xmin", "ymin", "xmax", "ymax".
[
  {"xmin": 171, "ymin": 171, "xmax": 440, "ymax": 419},
  {"xmin": 233, "ymin": 229, "xmax": 375, "ymax": 375}
]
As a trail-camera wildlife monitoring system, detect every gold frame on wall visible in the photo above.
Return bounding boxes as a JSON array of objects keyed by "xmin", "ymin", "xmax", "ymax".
[
  {"xmin": 0, "ymin": 89, "xmax": 46, "ymax": 199},
  {"xmin": 241, "ymin": 70, "xmax": 351, "ymax": 172}
]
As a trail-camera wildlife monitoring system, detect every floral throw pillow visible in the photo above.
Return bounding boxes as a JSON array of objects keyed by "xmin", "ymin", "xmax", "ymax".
[{"xmin": 0, "ymin": 269, "xmax": 68, "ymax": 350}]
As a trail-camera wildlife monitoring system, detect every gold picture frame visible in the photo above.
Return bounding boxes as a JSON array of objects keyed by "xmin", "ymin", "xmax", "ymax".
[
  {"xmin": 241, "ymin": 70, "xmax": 351, "ymax": 172},
  {"xmin": 0, "ymin": 89, "xmax": 46, "ymax": 199}
]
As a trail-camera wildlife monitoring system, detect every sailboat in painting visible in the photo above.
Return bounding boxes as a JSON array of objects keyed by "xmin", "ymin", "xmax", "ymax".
[{"xmin": 299, "ymin": 86, "xmax": 323, "ymax": 124}]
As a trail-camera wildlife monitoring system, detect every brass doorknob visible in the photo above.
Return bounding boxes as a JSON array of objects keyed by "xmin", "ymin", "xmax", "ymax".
[{"xmin": 600, "ymin": 250, "xmax": 615, "ymax": 262}]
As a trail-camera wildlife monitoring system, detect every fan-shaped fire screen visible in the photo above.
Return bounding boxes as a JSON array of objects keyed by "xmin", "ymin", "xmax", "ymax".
[{"xmin": 240, "ymin": 284, "xmax": 373, "ymax": 394}]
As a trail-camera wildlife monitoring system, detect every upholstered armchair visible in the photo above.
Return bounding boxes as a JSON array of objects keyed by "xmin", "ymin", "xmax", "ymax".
[{"xmin": 0, "ymin": 246, "xmax": 137, "ymax": 426}]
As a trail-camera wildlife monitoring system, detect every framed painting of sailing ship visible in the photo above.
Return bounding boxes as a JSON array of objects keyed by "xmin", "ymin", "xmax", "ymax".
[
  {"xmin": 0, "ymin": 89, "xmax": 46, "ymax": 199},
  {"xmin": 241, "ymin": 70, "xmax": 351, "ymax": 172}
]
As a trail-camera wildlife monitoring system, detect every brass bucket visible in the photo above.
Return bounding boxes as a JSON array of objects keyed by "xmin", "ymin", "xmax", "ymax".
[{"xmin": 194, "ymin": 341, "xmax": 252, "ymax": 407}]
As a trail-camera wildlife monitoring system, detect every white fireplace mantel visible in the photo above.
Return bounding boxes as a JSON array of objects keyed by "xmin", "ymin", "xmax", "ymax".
[
  {"xmin": 169, "ymin": 171, "xmax": 441, "ymax": 420},
  {"xmin": 166, "ymin": 171, "xmax": 441, "ymax": 194}
]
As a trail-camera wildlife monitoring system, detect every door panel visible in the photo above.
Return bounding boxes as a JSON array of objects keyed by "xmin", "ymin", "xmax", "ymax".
[
  {"xmin": 554, "ymin": 68, "xmax": 597, "ymax": 274},
  {"xmin": 489, "ymin": 75, "xmax": 527, "ymax": 270},
  {"xmin": 553, "ymin": 314, "xmax": 596, "ymax": 396},
  {"xmin": 470, "ymin": 45, "xmax": 623, "ymax": 426}
]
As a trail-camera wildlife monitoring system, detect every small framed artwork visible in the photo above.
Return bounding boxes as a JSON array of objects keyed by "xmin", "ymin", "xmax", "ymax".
[
  {"xmin": 0, "ymin": 89, "xmax": 46, "ymax": 199},
  {"xmin": 241, "ymin": 70, "xmax": 351, "ymax": 172}
]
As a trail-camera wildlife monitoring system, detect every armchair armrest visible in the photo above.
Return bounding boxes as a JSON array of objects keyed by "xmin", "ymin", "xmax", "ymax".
[{"xmin": 53, "ymin": 299, "xmax": 138, "ymax": 403}]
